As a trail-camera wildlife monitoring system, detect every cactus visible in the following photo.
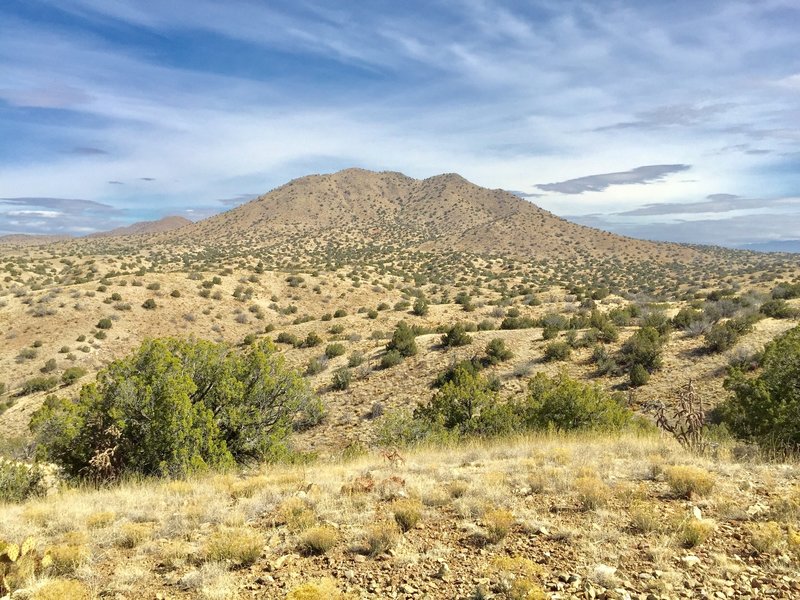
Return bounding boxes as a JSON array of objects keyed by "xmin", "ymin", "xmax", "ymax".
[{"xmin": 0, "ymin": 537, "xmax": 51, "ymax": 594}]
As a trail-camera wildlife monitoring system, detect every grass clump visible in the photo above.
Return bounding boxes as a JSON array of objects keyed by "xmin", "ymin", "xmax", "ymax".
[
  {"xmin": 483, "ymin": 508, "xmax": 514, "ymax": 544},
  {"xmin": 748, "ymin": 521, "xmax": 784, "ymax": 554},
  {"xmin": 664, "ymin": 465, "xmax": 715, "ymax": 499},
  {"xmin": 46, "ymin": 543, "xmax": 90, "ymax": 575},
  {"xmin": 204, "ymin": 527, "xmax": 263, "ymax": 567},
  {"xmin": 363, "ymin": 521, "xmax": 400, "ymax": 557},
  {"xmin": 391, "ymin": 499, "xmax": 423, "ymax": 532},
  {"xmin": 574, "ymin": 476, "xmax": 610, "ymax": 510},
  {"xmin": 629, "ymin": 502, "xmax": 661, "ymax": 534},
  {"xmin": 677, "ymin": 518, "xmax": 714, "ymax": 548},
  {"xmin": 115, "ymin": 522, "xmax": 153, "ymax": 548},
  {"xmin": 85, "ymin": 511, "xmax": 115, "ymax": 529},
  {"xmin": 298, "ymin": 526, "xmax": 338, "ymax": 556},
  {"xmin": 285, "ymin": 578, "xmax": 351, "ymax": 599},
  {"xmin": 277, "ymin": 497, "xmax": 316, "ymax": 532},
  {"xmin": 33, "ymin": 580, "xmax": 91, "ymax": 600}
]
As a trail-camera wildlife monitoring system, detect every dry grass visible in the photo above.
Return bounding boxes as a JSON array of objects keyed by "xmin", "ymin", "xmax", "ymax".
[
  {"xmin": 203, "ymin": 527, "xmax": 263, "ymax": 567},
  {"xmin": 664, "ymin": 465, "xmax": 716, "ymax": 499}
]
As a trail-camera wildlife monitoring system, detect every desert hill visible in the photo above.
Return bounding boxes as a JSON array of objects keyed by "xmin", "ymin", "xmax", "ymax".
[
  {"xmin": 0, "ymin": 233, "xmax": 72, "ymax": 246},
  {"xmin": 161, "ymin": 168, "xmax": 700, "ymax": 264},
  {"xmin": 85, "ymin": 215, "xmax": 191, "ymax": 238}
]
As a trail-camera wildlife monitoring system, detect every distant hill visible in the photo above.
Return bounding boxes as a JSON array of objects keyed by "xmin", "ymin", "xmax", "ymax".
[
  {"xmin": 737, "ymin": 240, "xmax": 800, "ymax": 253},
  {"xmin": 161, "ymin": 168, "xmax": 702, "ymax": 265},
  {"xmin": 0, "ymin": 233, "xmax": 72, "ymax": 246},
  {"xmin": 86, "ymin": 215, "xmax": 191, "ymax": 238}
]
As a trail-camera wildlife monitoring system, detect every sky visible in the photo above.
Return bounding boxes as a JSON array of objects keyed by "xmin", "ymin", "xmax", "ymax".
[{"xmin": 1, "ymin": 0, "xmax": 799, "ymax": 247}]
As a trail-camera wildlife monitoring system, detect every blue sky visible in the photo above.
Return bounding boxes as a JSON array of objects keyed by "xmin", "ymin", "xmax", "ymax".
[{"xmin": 1, "ymin": 0, "xmax": 799, "ymax": 246}]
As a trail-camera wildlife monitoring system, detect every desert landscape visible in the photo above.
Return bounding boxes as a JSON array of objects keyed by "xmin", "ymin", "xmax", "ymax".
[{"xmin": 1, "ymin": 169, "xmax": 800, "ymax": 599}]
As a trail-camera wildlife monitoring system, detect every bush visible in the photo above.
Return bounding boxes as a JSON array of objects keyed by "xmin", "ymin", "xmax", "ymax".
[
  {"xmin": 760, "ymin": 299, "xmax": 798, "ymax": 319},
  {"xmin": 363, "ymin": 522, "xmax": 400, "ymax": 557},
  {"xmin": 521, "ymin": 372, "xmax": 634, "ymax": 431},
  {"xmin": 298, "ymin": 526, "xmax": 338, "ymax": 556},
  {"xmin": 333, "ymin": 308, "xmax": 347, "ymax": 318},
  {"xmin": 380, "ymin": 349, "xmax": 403, "ymax": 369},
  {"xmin": 301, "ymin": 332, "xmax": 323, "ymax": 348},
  {"xmin": 141, "ymin": 298, "xmax": 156, "ymax": 310},
  {"xmin": 717, "ymin": 324, "xmax": 800, "ymax": 451},
  {"xmin": 324, "ymin": 343, "xmax": 346, "ymax": 359},
  {"xmin": 305, "ymin": 356, "xmax": 328, "ymax": 375},
  {"xmin": 96, "ymin": 318, "xmax": 112, "ymax": 330},
  {"xmin": 543, "ymin": 341, "xmax": 571, "ymax": 362},
  {"xmin": 415, "ymin": 367, "xmax": 497, "ymax": 433},
  {"xmin": 391, "ymin": 499, "xmax": 423, "ymax": 532},
  {"xmin": 31, "ymin": 338, "xmax": 314, "ymax": 479},
  {"xmin": 276, "ymin": 332, "xmax": 299, "ymax": 346},
  {"xmin": 441, "ymin": 323, "xmax": 472, "ymax": 347},
  {"xmin": 485, "ymin": 338, "xmax": 513, "ymax": 365},
  {"xmin": 331, "ymin": 367, "xmax": 352, "ymax": 391},
  {"xmin": 41, "ymin": 358, "xmax": 57, "ymax": 374},
  {"xmin": 412, "ymin": 297, "xmax": 429, "ymax": 316},
  {"xmin": 61, "ymin": 367, "xmax": 87, "ymax": 385},
  {"xmin": 483, "ymin": 509, "xmax": 514, "ymax": 543},
  {"xmin": 629, "ymin": 363, "xmax": 650, "ymax": 387},
  {"xmin": 704, "ymin": 322, "xmax": 739, "ymax": 353},
  {"xmin": 0, "ymin": 459, "xmax": 47, "ymax": 503},
  {"xmin": 20, "ymin": 376, "xmax": 59, "ymax": 395},
  {"xmin": 618, "ymin": 326, "xmax": 664, "ymax": 372},
  {"xmin": 347, "ymin": 351, "xmax": 365, "ymax": 368},
  {"xmin": 386, "ymin": 321, "xmax": 417, "ymax": 357}
]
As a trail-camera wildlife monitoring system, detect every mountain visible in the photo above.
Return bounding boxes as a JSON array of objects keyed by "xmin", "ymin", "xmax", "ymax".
[
  {"xmin": 737, "ymin": 240, "xmax": 800, "ymax": 253},
  {"xmin": 0, "ymin": 233, "xmax": 72, "ymax": 246},
  {"xmin": 162, "ymin": 168, "xmax": 700, "ymax": 264},
  {"xmin": 86, "ymin": 215, "xmax": 191, "ymax": 238}
]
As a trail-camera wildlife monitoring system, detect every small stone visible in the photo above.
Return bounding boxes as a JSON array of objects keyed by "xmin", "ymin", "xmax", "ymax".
[{"xmin": 681, "ymin": 555, "xmax": 701, "ymax": 568}]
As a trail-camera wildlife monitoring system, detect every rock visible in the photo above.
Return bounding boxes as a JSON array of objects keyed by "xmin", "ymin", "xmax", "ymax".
[{"xmin": 680, "ymin": 555, "xmax": 701, "ymax": 568}]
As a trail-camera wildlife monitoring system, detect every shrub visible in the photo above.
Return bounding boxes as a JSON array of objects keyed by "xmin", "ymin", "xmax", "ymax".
[
  {"xmin": 276, "ymin": 332, "xmax": 299, "ymax": 346},
  {"xmin": 333, "ymin": 308, "xmax": 347, "ymax": 318},
  {"xmin": 0, "ymin": 460, "xmax": 47, "ymax": 503},
  {"xmin": 543, "ymin": 341, "xmax": 571, "ymax": 362},
  {"xmin": 618, "ymin": 326, "xmax": 664, "ymax": 372},
  {"xmin": 677, "ymin": 518, "xmax": 714, "ymax": 548},
  {"xmin": 484, "ymin": 338, "xmax": 513, "ymax": 365},
  {"xmin": 664, "ymin": 466, "xmax": 715, "ymax": 499},
  {"xmin": 347, "ymin": 351, "xmax": 365, "ymax": 368},
  {"xmin": 412, "ymin": 297, "xmax": 429, "ymax": 316},
  {"xmin": 301, "ymin": 332, "xmax": 323, "ymax": 348},
  {"xmin": 704, "ymin": 322, "xmax": 739, "ymax": 353},
  {"xmin": 116, "ymin": 522, "xmax": 153, "ymax": 548},
  {"xmin": 305, "ymin": 356, "xmax": 328, "ymax": 376},
  {"xmin": 47, "ymin": 543, "xmax": 90, "ymax": 575},
  {"xmin": 380, "ymin": 350, "xmax": 403, "ymax": 369},
  {"xmin": 441, "ymin": 323, "xmax": 472, "ymax": 347},
  {"xmin": 760, "ymin": 299, "xmax": 797, "ymax": 319},
  {"xmin": 61, "ymin": 367, "xmax": 87, "ymax": 385},
  {"xmin": 629, "ymin": 363, "xmax": 650, "ymax": 387},
  {"xmin": 20, "ymin": 376, "xmax": 58, "ymax": 395},
  {"xmin": 17, "ymin": 347, "xmax": 37, "ymax": 361},
  {"xmin": 521, "ymin": 372, "xmax": 634, "ymax": 431},
  {"xmin": 204, "ymin": 527, "xmax": 263, "ymax": 566},
  {"xmin": 324, "ymin": 343, "xmax": 346, "ymax": 359},
  {"xmin": 717, "ymin": 325, "xmax": 800, "ymax": 451},
  {"xmin": 170, "ymin": 289, "xmax": 181, "ymax": 298},
  {"xmin": 386, "ymin": 321, "xmax": 417, "ymax": 357},
  {"xmin": 96, "ymin": 318, "xmax": 112, "ymax": 330},
  {"xmin": 31, "ymin": 338, "xmax": 314, "ymax": 479},
  {"xmin": 298, "ymin": 526, "xmax": 338, "ymax": 556},
  {"xmin": 331, "ymin": 367, "xmax": 352, "ymax": 391},
  {"xmin": 141, "ymin": 298, "xmax": 156, "ymax": 310},
  {"xmin": 415, "ymin": 367, "xmax": 497, "ymax": 433},
  {"xmin": 40, "ymin": 358, "xmax": 57, "ymax": 374}
]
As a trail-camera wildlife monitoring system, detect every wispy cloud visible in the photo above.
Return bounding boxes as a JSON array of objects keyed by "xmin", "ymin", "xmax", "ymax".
[{"xmin": 537, "ymin": 165, "xmax": 691, "ymax": 194}]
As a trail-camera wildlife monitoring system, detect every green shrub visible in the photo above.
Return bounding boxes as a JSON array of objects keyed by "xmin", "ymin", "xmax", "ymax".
[
  {"xmin": 0, "ymin": 459, "xmax": 47, "ymax": 503},
  {"xmin": 141, "ymin": 298, "xmax": 156, "ymax": 310},
  {"xmin": 276, "ymin": 332, "xmax": 299, "ymax": 346},
  {"xmin": 412, "ymin": 297, "xmax": 429, "ymax": 316},
  {"xmin": 521, "ymin": 372, "xmax": 634, "ymax": 431},
  {"xmin": 96, "ymin": 318, "xmax": 112, "ymax": 330},
  {"xmin": 301, "ymin": 332, "xmax": 323, "ymax": 348},
  {"xmin": 441, "ymin": 323, "xmax": 472, "ymax": 347},
  {"xmin": 380, "ymin": 350, "xmax": 403, "ymax": 369},
  {"xmin": 485, "ymin": 338, "xmax": 513, "ymax": 365},
  {"xmin": 704, "ymin": 322, "xmax": 739, "ymax": 353},
  {"xmin": 717, "ymin": 325, "xmax": 800, "ymax": 451},
  {"xmin": 629, "ymin": 363, "xmax": 650, "ymax": 387},
  {"xmin": 760, "ymin": 299, "xmax": 798, "ymax": 319},
  {"xmin": 41, "ymin": 358, "xmax": 57, "ymax": 374},
  {"xmin": 331, "ymin": 367, "xmax": 352, "ymax": 391},
  {"xmin": 20, "ymin": 376, "xmax": 59, "ymax": 395},
  {"xmin": 333, "ymin": 308, "xmax": 347, "ymax": 318},
  {"xmin": 305, "ymin": 356, "xmax": 328, "ymax": 375},
  {"xmin": 347, "ymin": 351, "xmax": 365, "ymax": 368},
  {"xmin": 618, "ymin": 326, "xmax": 664, "ymax": 371},
  {"xmin": 415, "ymin": 367, "xmax": 497, "ymax": 433},
  {"xmin": 543, "ymin": 341, "xmax": 571, "ymax": 362},
  {"xmin": 386, "ymin": 321, "xmax": 417, "ymax": 357},
  {"xmin": 31, "ymin": 338, "xmax": 314, "ymax": 479},
  {"xmin": 324, "ymin": 343, "xmax": 346, "ymax": 359},
  {"xmin": 61, "ymin": 367, "xmax": 87, "ymax": 385}
]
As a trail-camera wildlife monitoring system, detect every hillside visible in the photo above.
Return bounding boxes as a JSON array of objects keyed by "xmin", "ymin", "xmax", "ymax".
[
  {"xmin": 85, "ymin": 215, "xmax": 191, "ymax": 238},
  {"xmin": 164, "ymin": 169, "xmax": 699, "ymax": 263}
]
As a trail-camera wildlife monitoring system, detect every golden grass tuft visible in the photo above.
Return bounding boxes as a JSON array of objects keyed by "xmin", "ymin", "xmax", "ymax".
[
  {"xmin": 748, "ymin": 521, "xmax": 784, "ymax": 555},
  {"xmin": 391, "ymin": 498, "xmax": 423, "ymax": 532},
  {"xmin": 46, "ymin": 543, "xmax": 90, "ymax": 575},
  {"xmin": 285, "ymin": 577, "xmax": 352, "ymax": 599},
  {"xmin": 629, "ymin": 501, "xmax": 661, "ymax": 534},
  {"xmin": 277, "ymin": 497, "xmax": 316, "ymax": 532},
  {"xmin": 204, "ymin": 527, "xmax": 263, "ymax": 567},
  {"xmin": 677, "ymin": 518, "xmax": 714, "ymax": 548},
  {"xmin": 483, "ymin": 508, "xmax": 515, "ymax": 544},
  {"xmin": 574, "ymin": 476, "xmax": 610, "ymax": 511},
  {"xmin": 298, "ymin": 525, "xmax": 338, "ymax": 556},
  {"xmin": 363, "ymin": 521, "xmax": 400, "ymax": 557},
  {"xmin": 115, "ymin": 522, "xmax": 154, "ymax": 548},
  {"xmin": 85, "ymin": 511, "xmax": 116, "ymax": 529},
  {"xmin": 33, "ymin": 579, "xmax": 91, "ymax": 600},
  {"xmin": 664, "ymin": 465, "xmax": 715, "ymax": 499}
]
